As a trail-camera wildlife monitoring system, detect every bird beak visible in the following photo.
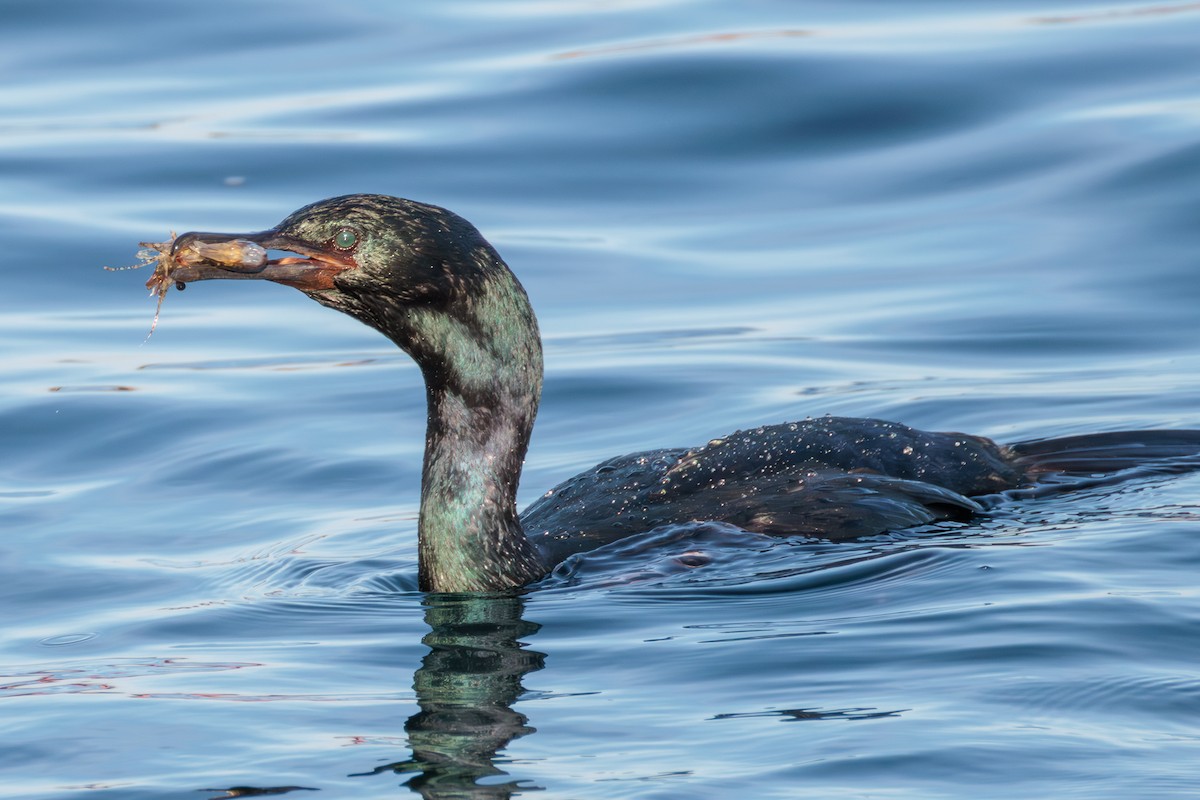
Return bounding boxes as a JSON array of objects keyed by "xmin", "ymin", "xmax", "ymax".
[{"xmin": 163, "ymin": 229, "xmax": 356, "ymax": 292}]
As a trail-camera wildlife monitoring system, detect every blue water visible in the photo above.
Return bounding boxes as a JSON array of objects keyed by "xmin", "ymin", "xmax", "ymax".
[{"xmin": 4, "ymin": 1, "xmax": 1200, "ymax": 797}]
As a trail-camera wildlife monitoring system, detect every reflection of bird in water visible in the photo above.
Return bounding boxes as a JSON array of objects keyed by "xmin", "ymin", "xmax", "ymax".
[
  {"xmin": 165, "ymin": 194, "xmax": 1200, "ymax": 592},
  {"xmin": 351, "ymin": 596, "xmax": 544, "ymax": 799}
]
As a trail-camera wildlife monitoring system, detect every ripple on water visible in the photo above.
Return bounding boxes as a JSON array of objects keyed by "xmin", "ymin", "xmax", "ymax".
[
  {"xmin": 191, "ymin": 530, "xmax": 421, "ymax": 600},
  {"xmin": 37, "ymin": 633, "xmax": 98, "ymax": 647},
  {"xmin": 712, "ymin": 706, "xmax": 906, "ymax": 722},
  {"xmin": 0, "ymin": 657, "xmax": 258, "ymax": 700},
  {"xmin": 993, "ymin": 672, "xmax": 1200, "ymax": 725},
  {"xmin": 541, "ymin": 517, "xmax": 1023, "ymax": 600}
]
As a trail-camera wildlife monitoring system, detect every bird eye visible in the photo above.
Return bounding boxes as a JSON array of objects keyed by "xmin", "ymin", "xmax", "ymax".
[{"xmin": 333, "ymin": 228, "xmax": 359, "ymax": 250}]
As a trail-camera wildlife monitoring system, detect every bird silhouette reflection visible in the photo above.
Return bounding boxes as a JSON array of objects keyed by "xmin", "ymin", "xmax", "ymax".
[{"xmin": 353, "ymin": 594, "xmax": 544, "ymax": 798}]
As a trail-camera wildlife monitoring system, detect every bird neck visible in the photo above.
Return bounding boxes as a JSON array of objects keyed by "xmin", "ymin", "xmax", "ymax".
[{"xmin": 407, "ymin": 272, "xmax": 547, "ymax": 592}]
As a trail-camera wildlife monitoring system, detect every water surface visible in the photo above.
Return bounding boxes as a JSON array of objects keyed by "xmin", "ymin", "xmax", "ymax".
[{"xmin": 3, "ymin": 2, "xmax": 1200, "ymax": 798}]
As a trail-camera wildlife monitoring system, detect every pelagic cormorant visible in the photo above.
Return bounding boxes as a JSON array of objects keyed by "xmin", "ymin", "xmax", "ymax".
[{"xmin": 155, "ymin": 194, "xmax": 1200, "ymax": 592}]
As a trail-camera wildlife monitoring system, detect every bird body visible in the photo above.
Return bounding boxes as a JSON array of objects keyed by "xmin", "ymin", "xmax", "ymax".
[{"xmin": 161, "ymin": 195, "xmax": 1200, "ymax": 592}]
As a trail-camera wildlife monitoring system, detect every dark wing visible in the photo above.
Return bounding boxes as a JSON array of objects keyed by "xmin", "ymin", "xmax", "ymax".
[
  {"xmin": 522, "ymin": 417, "xmax": 1013, "ymax": 564},
  {"xmin": 663, "ymin": 416, "xmax": 1022, "ymax": 498}
]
